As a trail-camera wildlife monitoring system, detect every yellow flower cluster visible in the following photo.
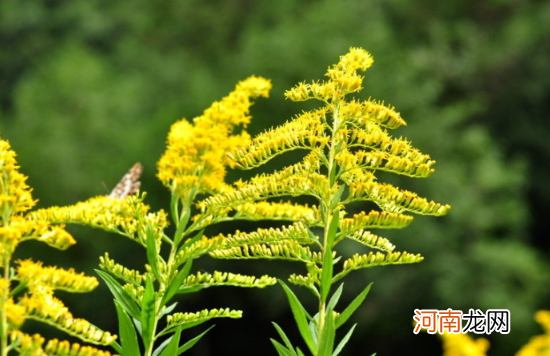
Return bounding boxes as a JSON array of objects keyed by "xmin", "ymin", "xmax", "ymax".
[
  {"xmin": 166, "ymin": 308, "xmax": 242, "ymax": 330},
  {"xmin": 516, "ymin": 311, "xmax": 550, "ymax": 356},
  {"xmin": 0, "ymin": 139, "xmax": 35, "ymax": 219},
  {"xmin": 0, "ymin": 139, "xmax": 77, "ymax": 261},
  {"xmin": 157, "ymin": 76, "xmax": 272, "ymax": 196},
  {"xmin": 441, "ymin": 332, "xmax": 490, "ymax": 356},
  {"xmin": 183, "ymin": 271, "xmax": 276, "ymax": 288},
  {"xmin": 285, "ymin": 47, "xmax": 374, "ymax": 102},
  {"xmin": 9, "ymin": 331, "xmax": 117, "ymax": 356},
  {"xmin": 202, "ymin": 48, "xmax": 450, "ymax": 288},
  {"xmin": 0, "ymin": 134, "xmax": 116, "ymax": 354},
  {"xmin": 20, "ymin": 287, "xmax": 116, "ymax": 345},
  {"xmin": 29, "ymin": 194, "xmax": 168, "ymax": 246}
]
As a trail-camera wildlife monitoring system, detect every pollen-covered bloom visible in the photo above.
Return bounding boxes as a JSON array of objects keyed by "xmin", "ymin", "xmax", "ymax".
[{"xmin": 157, "ymin": 76, "xmax": 272, "ymax": 197}]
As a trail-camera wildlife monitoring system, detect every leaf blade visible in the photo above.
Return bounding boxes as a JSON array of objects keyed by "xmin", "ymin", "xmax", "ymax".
[
  {"xmin": 279, "ymin": 281, "xmax": 315, "ymax": 353},
  {"xmin": 336, "ymin": 283, "xmax": 372, "ymax": 329}
]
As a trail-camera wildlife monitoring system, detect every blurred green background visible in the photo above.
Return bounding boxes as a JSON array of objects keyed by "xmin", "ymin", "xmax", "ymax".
[{"xmin": 1, "ymin": 0, "xmax": 549, "ymax": 355}]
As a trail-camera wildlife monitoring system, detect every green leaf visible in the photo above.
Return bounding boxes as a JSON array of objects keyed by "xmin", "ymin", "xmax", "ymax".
[
  {"xmin": 272, "ymin": 322, "xmax": 296, "ymax": 353},
  {"xmin": 332, "ymin": 324, "xmax": 356, "ymax": 356},
  {"xmin": 114, "ymin": 300, "xmax": 141, "ymax": 356},
  {"xmin": 335, "ymin": 283, "xmax": 372, "ymax": 329},
  {"xmin": 152, "ymin": 337, "xmax": 171, "ymax": 356},
  {"xmin": 271, "ymin": 339, "xmax": 296, "ymax": 356},
  {"xmin": 159, "ymin": 302, "xmax": 178, "ymax": 319},
  {"xmin": 330, "ymin": 185, "xmax": 346, "ymax": 210},
  {"xmin": 96, "ymin": 270, "xmax": 141, "ymax": 320},
  {"xmin": 326, "ymin": 210, "xmax": 340, "ymax": 247},
  {"xmin": 157, "ymin": 327, "xmax": 182, "ymax": 356},
  {"xmin": 146, "ymin": 226, "xmax": 161, "ymax": 281},
  {"xmin": 279, "ymin": 281, "xmax": 315, "ymax": 354},
  {"xmin": 161, "ymin": 260, "xmax": 193, "ymax": 305},
  {"xmin": 327, "ymin": 283, "xmax": 343, "ymax": 312},
  {"xmin": 317, "ymin": 306, "xmax": 336, "ymax": 356},
  {"xmin": 173, "ymin": 207, "xmax": 193, "ymax": 247},
  {"xmin": 141, "ymin": 275, "xmax": 157, "ymax": 351},
  {"xmin": 320, "ymin": 212, "xmax": 339, "ymax": 302},
  {"xmin": 309, "ymin": 314, "xmax": 319, "ymax": 345},
  {"xmin": 176, "ymin": 325, "xmax": 215, "ymax": 354}
]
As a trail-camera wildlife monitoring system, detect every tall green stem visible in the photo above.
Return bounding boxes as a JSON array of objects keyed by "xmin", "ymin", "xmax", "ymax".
[{"xmin": 315, "ymin": 100, "xmax": 342, "ymax": 355}]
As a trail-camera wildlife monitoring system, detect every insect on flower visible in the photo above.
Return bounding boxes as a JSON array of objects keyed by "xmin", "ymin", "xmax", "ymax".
[{"xmin": 108, "ymin": 162, "xmax": 143, "ymax": 199}]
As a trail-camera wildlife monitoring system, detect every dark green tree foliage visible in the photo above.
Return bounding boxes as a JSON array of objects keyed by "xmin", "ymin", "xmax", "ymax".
[{"xmin": 1, "ymin": 0, "xmax": 549, "ymax": 354}]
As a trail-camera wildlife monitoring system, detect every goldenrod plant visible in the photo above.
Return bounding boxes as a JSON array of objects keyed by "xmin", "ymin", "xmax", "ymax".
[
  {"xmin": 0, "ymin": 137, "xmax": 116, "ymax": 356},
  {"xmin": 201, "ymin": 48, "xmax": 451, "ymax": 355},
  {"xmin": 31, "ymin": 76, "xmax": 277, "ymax": 356}
]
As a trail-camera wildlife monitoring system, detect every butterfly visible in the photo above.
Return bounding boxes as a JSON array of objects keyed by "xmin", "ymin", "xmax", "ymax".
[{"xmin": 108, "ymin": 162, "xmax": 143, "ymax": 199}]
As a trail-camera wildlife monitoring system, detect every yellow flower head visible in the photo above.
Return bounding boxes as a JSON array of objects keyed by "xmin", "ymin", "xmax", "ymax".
[
  {"xmin": 157, "ymin": 76, "xmax": 271, "ymax": 196},
  {"xmin": 0, "ymin": 139, "xmax": 35, "ymax": 219},
  {"xmin": 285, "ymin": 47, "xmax": 374, "ymax": 102}
]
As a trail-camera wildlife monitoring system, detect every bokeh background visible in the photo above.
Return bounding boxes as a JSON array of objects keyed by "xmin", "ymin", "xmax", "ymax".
[{"xmin": 1, "ymin": 0, "xmax": 549, "ymax": 355}]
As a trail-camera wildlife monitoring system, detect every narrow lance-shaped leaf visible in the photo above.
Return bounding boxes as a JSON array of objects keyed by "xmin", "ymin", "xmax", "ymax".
[
  {"xmin": 279, "ymin": 281, "xmax": 316, "ymax": 354},
  {"xmin": 146, "ymin": 225, "xmax": 161, "ymax": 281},
  {"xmin": 176, "ymin": 325, "xmax": 215, "ymax": 355},
  {"xmin": 272, "ymin": 322, "xmax": 298, "ymax": 355},
  {"xmin": 96, "ymin": 269, "xmax": 141, "ymax": 320},
  {"xmin": 332, "ymin": 324, "xmax": 357, "ymax": 356},
  {"xmin": 335, "ymin": 283, "xmax": 372, "ymax": 329},
  {"xmin": 271, "ymin": 339, "xmax": 297, "ymax": 356},
  {"xmin": 317, "ymin": 305, "xmax": 336, "ymax": 356},
  {"xmin": 161, "ymin": 260, "xmax": 193, "ymax": 305},
  {"xmin": 114, "ymin": 300, "xmax": 140, "ymax": 356},
  {"xmin": 157, "ymin": 327, "xmax": 182, "ymax": 356},
  {"xmin": 141, "ymin": 274, "xmax": 157, "ymax": 351},
  {"xmin": 326, "ymin": 283, "xmax": 344, "ymax": 312}
]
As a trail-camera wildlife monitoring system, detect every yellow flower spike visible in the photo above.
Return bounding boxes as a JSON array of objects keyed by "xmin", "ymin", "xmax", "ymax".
[
  {"xmin": 166, "ymin": 308, "xmax": 242, "ymax": 330},
  {"xmin": 158, "ymin": 76, "xmax": 271, "ymax": 196},
  {"xmin": 44, "ymin": 339, "xmax": 117, "ymax": 356},
  {"xmin": 0, "ymin": 138, "xmax": 36, "ymax": 218},
  {"xmin": 29, "ymin": 195, "xmax": 168, "ymax": 246},
  {"xmin": 17, "ymin": 260, "xmax": 99, "ymax": 293}
]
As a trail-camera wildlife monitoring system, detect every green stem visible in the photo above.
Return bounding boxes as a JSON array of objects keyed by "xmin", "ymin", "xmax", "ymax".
[{"xmin": 315, "ymin": 100, "xmax": 343, "ymax": 355}]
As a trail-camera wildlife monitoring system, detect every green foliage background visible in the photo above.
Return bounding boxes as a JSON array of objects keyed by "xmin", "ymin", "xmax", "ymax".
[{"xmin": 1, "ymin": 0, "xmax": 549, "ymax": 354}]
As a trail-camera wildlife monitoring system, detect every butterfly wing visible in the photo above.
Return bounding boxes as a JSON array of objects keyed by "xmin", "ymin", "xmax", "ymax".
[{"xmin": 108, "ymin": 162, "xmax": 143, "ymax": 199}]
